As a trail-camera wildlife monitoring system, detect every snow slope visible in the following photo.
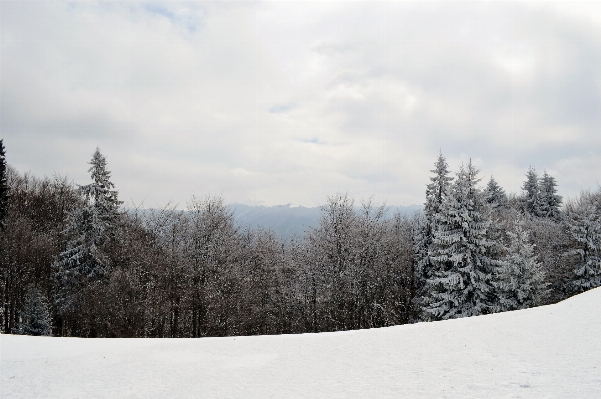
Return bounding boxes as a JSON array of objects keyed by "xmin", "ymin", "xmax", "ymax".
[{"xmin": 2, "ymin": 288, "xmax": 600, "ymax": 398}]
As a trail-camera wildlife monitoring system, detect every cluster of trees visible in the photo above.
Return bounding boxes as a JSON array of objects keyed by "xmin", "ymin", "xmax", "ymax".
[
  {"xmin": 0, "ymin": 142, "xmax": 599, "ymax": 337},
  {"xmin": 412, "ymin": 154, "xmax": 588, "ymax": 321}
]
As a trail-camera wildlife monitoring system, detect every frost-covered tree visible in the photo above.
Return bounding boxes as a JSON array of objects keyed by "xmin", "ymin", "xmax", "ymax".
[
  {"xmin": 306, "ymin": 193, "xmax": 356, "ymax": 331},
  {"xmin": 81, "ymin": 148, "xmax": 122, "ymax": 228},
  {"xmin": 19, "ymin": 287, "xmax": 52, "ymax": 336},
  {"xmin": 53, "ymin": 148, "xmax": 122, "ymax": 316},
  {"xmin": 185, "ymin": 195, "xmax": 239, "ymax": 338},
  {"xmin": 536, "ymin": 171, "xmax": 562, "ymax": 219},
  {"xmin": 413, "ymin": 152, "xmax": 453, "ymax": 310},
  {"xmin": 412, "ymin": 212, "xmax": 429, "ymax": 294},
  {"xmin": 564, "ymin": 190, "xmax": 601, "ymax": 293},
  {"xmin": 424, "ymin": 152, "xmax": 454, "ymax": 219},
  {"xmin": 521, "ymin": 167, "xmax": 539, "ymax": 216},
  {"xmin": 304, "ymin": 194, "xmax": 414, "ymax": 331},
  {"xmin": 484, "ymin": 176, "xmax": 507, "ymax": 210},
  {"xmin": 422, "ymin": 160, "xmax": 497, "ymax": 320},
  {"xmin": 0, "ymin": 139, "xmax": 8, "ymax": 229},
  {"xmin": 494, "ymin": 217, "xmax": 548, "ymax": 312},
  {"xmin": 0, "ymin": 140, "xmax": 9, "ymax": 330}
]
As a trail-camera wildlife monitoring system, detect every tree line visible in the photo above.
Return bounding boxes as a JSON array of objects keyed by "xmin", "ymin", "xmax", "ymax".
[{"xmin": 0, "ymin": 142, "xmax": 599, "ymax": 337}]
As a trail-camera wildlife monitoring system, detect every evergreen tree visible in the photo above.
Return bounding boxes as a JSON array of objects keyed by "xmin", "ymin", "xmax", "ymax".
[
  {"xmin": 413, "ymin": 152, "xmax": 453, "ymax": 312},
  {"xmin": 424, "ymin": 152, "xmax": 454, "ymax": 219},
  {"xmin": 564, "ymin": 190, "xmax": 601, "ymax": 293},
  {"xmin": 53, "ymin": 148, "xmax": 122, "ymax": 315},
  {"xmin": 81, "ymin": 148, "xmax": 121, "ymax": 226},
  {"xmin": 494, "ymin": 217, "xmax": 548, "ymax": 312},
  {"xmin": 484, "ymin": 176, "xmax": 507, "ymax": 210},
  {"xmin": 19, "ymin": 287, "xmax": 52, "ymax": 336},
  {"xmin": 521, "ymin": 167, "xmax": 539, "ymax": 216},
  {"xmin": 422, "ymin": 160, "xmax": 498, "ymax": 320},
  {"xmin": 0, "ymin": 139, "xmax": 8, "ymax": 230},
  {"xmin": 536, "ymin": 171, "xmax": 562, "ymax": 219}
]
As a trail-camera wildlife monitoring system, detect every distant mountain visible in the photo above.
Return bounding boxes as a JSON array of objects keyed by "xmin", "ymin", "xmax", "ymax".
[
  {"xmin": 228, "ymin": 204, "xmax": 321, "ymax": 239},
  {"xmin": 228, "ymin": 203, "xmax": 423, "ymax": 240}
]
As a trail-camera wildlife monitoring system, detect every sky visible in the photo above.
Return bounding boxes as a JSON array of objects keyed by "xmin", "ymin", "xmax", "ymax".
[{"xmin": 2, "ymin": 1, "xmax": 600, "ymax": 208}]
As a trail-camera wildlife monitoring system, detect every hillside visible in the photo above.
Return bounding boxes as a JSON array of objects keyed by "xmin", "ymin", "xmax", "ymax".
[{"xmin": 2, "ymin": 288, "xmax": 600, "ymax": 398}]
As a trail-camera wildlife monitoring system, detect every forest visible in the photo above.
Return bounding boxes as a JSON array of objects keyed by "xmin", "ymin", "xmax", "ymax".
[{"xmin": 1, "ymin": 140, "xmax": 600, "ymax": 338}]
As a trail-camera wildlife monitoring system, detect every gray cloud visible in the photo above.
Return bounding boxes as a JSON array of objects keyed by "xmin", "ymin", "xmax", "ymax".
[{"xmin": 2, "ymin": 1, "xmax": 600, "ymax": 207}]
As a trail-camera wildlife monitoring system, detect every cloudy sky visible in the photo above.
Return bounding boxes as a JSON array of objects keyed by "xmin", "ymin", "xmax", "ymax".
[{"xmin": 2, "ymin": 1, "xmax": 600, "ymax": 207}]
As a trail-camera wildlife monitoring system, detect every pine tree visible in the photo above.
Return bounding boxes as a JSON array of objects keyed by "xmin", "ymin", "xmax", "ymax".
[
  {"xmin": 494, "ymin": 217, "xmax": 548, "ymax": 312},
  {"xmin": 413, "ymin": 152, "xmax": 453, "ymax": 315},
  {"xmin": 484, "ymin": 176, "xmax": 507, "ymax": 210},
  {"xmin": 53, "ymin": 148, "xmax": 122, "ymax": 315},
  {"xmin": 0, "ymin": 139, "xmax": 8, "ymax": 230},
  {"xmin": 536, "ymin": 171, "xmax": 562, "ymax": 219},
  {"xmin": 422, "ymin": 160, "xmax": 497, "ymax": 320},
  {"xmin": 521, "ymin": 167, "xmax": 539, "ymax": 216},
  {"xmin": 81, "ymin": 148, "xmax": 121, "ymax": 226},
  {"xmin": 564, "ymin": 190, "xmax": 601, "ymax": 293},
  {"xmin": 19, "ymin": 287, "xmax": 52, "ymax": 336},
  {"xmin": 424, "ymin": 152, "xmax": 454, "ymax": 219}
]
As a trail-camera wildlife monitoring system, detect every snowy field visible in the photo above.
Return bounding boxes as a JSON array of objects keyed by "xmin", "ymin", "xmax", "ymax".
[{"xmin": 2, "ymin": 288, "xmax": 600, "ymax": 398}]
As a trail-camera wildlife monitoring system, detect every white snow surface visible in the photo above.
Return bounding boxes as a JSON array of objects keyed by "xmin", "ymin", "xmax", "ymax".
[{"xmin": 2, "ymin": 288, "xmax": 600, "ymax": 398}]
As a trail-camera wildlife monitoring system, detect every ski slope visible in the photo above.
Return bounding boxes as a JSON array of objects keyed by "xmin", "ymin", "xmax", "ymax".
[{"xmin": 2, "ymin": 288, "xmax": 600, "ymax": 398}]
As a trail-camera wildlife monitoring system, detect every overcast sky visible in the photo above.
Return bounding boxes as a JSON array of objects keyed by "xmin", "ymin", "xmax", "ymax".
[{"xmin": 2, "ymin": 1, "xmax": 600, "ymax": 207}]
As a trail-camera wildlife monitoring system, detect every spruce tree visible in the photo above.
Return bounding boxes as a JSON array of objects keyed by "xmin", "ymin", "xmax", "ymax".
[
  {"xmin": 81, "ymin": 148, "xmax": 121, "ymax": 225},
  {"xmin": 494, "ymin": 217, "xmax": 548, "ymax": 312},
  {"xmin": 484, "ymin": 176, "xmax": 507, "ymax": 210},
  {"xmin": 422, "ymin": 160, "xmax": 497, "ymax": 320},
  {"xmin": 19, "ymin": 287, "xmax": 52, "ymax": 336},
  {"xmin": 414, "ymin": 152, "xmax": 453, "ymax": 316},
  {"xmin": 521, "ymin": 167, "xmax": 539, "ymax": 216},
  {"xmin": 424, "ymin": 152, "xmax": 454, "ymax": 219},
  {"xmin": 0, "ymin": 139, "xmax": 8, "ymax": 230},
  {"xmin": 536, "ymin": 171, "xmax": 562, "ymax": 219},
  {"xmin": 564, "ymin": 190, "xmax": 601, "ymax": 293},
  {"xmin": 53, "ymin": 148, "xmax": 122, "ymax": 315}
]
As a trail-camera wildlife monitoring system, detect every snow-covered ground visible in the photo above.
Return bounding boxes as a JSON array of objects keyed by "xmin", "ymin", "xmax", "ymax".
[{"xmin": 2, "ymin": 288, "xmax": 600, "ymax": 398}]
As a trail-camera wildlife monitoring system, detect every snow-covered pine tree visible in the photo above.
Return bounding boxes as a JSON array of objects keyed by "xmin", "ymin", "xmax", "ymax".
[
  {"xmin": 494, "ymin": 217, "xmax": 548, "ymax": 312},
  {"xmin": 422, "ymin": 160, "xmax": 497, "ymax": 320},
  {"xmin": 0, "ymin": 139, "xmax": 8, "ymax": 229},
  {"xmin": 535, "ymin": 171, "xmax": 562, "ymax": 219},
  {"xmin": 19, "ymin": 287, "xmax": 52, "ymax": 336},
  {"xmin": 521, "ymin": 167, "xmax": 539, "ymax": 216},
  {"xmin": 53, "ymin": 148, "xmax": 122, "ymax": 315},
  {"xmin": 564, "ymin": 190, "xmax": 601, "ymax": 293},
  {"xmin": 413, "ymin": 152, "xmax": 453, "ymax": 317},
  {"xmin": 424, "ymin": 152, "xmax": 454, "ymax": 221},
  {"xmin": 81, "ymin": 148, "xmax": 122, "ymax": 226},
  {"xmin": 484, "ymin": 176, "xmax": 508, "ymax": 210}
]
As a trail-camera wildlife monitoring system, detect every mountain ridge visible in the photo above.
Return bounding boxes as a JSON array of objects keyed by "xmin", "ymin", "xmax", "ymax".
[{"xmin": 228, "ymin": 203, "xmax": 424, "ymax": 239}]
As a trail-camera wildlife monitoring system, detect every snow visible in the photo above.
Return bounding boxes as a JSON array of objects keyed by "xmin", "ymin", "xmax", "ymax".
[{"xmin": 2, "ymin": 288, "xmax": 601, "ymax": 398}]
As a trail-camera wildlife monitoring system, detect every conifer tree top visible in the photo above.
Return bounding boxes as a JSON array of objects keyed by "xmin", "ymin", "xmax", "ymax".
[
  {"xmin": 522, "ymin": 166, "xmax": 538, "ymax": 195},
  {"xmin": 485, "ymin": 176, "xmax": 507, "ymax": 209},
  {"xmin": 80, "ymin": 147, "xmax": 122, "ymax": 210},
  {"xmin": 538, "ymin": 170, "xmax": 562, "ymax": 216},
  {"xmin": 521, "ymin": 166, "xmax": 540, "ymax": 215},
  {"xmin": 88, "ymin": 147, "xmax": 114, "ymax": 190},
  {"xmin": 424, "ymin": 151, "xmax": 453, "ymax": 216}
]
